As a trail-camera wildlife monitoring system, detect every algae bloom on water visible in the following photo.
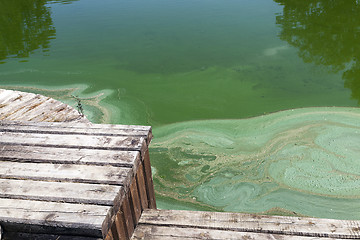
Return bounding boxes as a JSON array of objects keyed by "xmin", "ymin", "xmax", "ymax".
[{"xmin": 151, "ymin": 107, "xmax": 360, "ymax": 220}]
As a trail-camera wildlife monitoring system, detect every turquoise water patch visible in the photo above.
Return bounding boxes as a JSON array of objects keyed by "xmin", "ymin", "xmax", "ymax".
[{"xmin": 151, "ymin": 107, "xmax": 360, "ymax": 219}]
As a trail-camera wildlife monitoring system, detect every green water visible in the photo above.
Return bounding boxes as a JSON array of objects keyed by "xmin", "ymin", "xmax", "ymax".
[
  {"xmin": 1, "ymin": 0, "xmax": 360, "ymax": 219},
  {"xmin": 152, "ymin": 107, "xmax": 360, "ymax": 219}
]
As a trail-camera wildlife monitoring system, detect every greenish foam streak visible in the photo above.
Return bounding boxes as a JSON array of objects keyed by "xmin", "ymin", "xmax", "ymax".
[{"xmin": 151, "ymin": 107, "xmax": 360, "ymax": 219}]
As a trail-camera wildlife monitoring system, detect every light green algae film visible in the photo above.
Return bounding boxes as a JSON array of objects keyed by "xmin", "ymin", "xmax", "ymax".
[
  {"xmin": 151, "ymin": 107, "xmax": 360, "ymax": 219},
  {"xmin": 1, "ymin": 0, "xmax": 360, "ymax": 220}
]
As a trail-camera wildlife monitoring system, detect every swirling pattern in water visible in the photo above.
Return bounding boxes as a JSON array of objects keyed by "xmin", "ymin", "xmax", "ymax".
[{"xmin": 150, "ymin": 107, "xmax": 360, "ymax": 219}]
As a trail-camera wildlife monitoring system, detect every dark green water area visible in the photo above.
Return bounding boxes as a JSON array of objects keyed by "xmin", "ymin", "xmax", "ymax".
[{"xmin": 1, "ymin": 0, "xmax": 360, "ymax": 219}]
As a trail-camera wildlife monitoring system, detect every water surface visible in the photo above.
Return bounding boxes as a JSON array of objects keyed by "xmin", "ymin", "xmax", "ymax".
[{"xmin": 1, "ymin": 0, "xmax": 360, "ymax": 219}]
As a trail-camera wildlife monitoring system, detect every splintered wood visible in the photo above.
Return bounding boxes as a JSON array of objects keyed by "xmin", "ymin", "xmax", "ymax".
[
  {"xmin": 0, "ymin": 89, "xmax": 88, "ymax": 123},
  {"xmin": 0, "ymin": 120, "xmax": 155, "ymax": 239}
]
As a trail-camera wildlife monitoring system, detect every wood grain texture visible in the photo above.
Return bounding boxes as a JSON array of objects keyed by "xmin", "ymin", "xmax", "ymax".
[
  {"xmin": 110, "ymin": 221, "xmax": 119, "ymax": 240},
  {"xmin": 142, "ymin": 150, "xmax": 156, "ymax": 209},
  {"xmin": 0, "ymin": 89, "xmax": 87, "ymax": 123},
  {"xmin": 129, "ymin": 177, "xmax": 142, "ymax": 226},
  {"xmin": 0, "ymin": 161, "xmax": 131, "ymax": 185},
  {"xmin": 0, "ymin": 119, "xmax": 151, "ymax": 131},
  {"xmin": 0, "ymin": 198, "xmax": 110, "ymax": 237},
  {"xmin": 136, "ymin": 163, "xmax": 148, "ymax": 210},
  {"xmin": 0, "ymin": 131, "xmax": 144, "ymax": 151},
  {"xmin": 0, "ymin": 89, "xmax": 154, "ymax": 239},
  {"xmin": 2, "ymin": 232, "xmax": 102, "ymax": 240},
  {"xmin": 0, "ymin": 92, "xmax": 43, "ymax": 115},
  {"xmin": 139, "ymin": 209, "xmax": 360, "ymax": 239},
  {"xmin": 114, "ymin": 211, "xmax": 127, "ymax": 240},
  {"xmin": 1, "ymin": 232, "xmax": 102, "ymax": 240},
  {"xmin": 0, "ymin": 179, "xmax": 122, "ymax": 205},
  {"xmin": 122, "ymin": 197, "xmax": 134, "ymax": 240},
  {"xmin": 105, "ymin": 229, "xmax": 114, "ymax": 240},
  {"xmin": 131, "ymin": 225, "xmax": 335, "ymax": 240},
  {"xmin": 0, "ymin": 120, "xmax": 152, "ymax": 145},
  {"xmin": 0, "ymin": 144, "xmax": 140, "ymax": 167}
]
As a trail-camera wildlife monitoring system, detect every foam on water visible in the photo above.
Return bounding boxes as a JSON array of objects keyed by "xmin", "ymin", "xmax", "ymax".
[
  {"xmin": 151, "ymin": 107, "xmax": 360, "ymax": 219},
  {"xmin": 263, "ymin": 45, "xmax": 289, "ymax": 56}
]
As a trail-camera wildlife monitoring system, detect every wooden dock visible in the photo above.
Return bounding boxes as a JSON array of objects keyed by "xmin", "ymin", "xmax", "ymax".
[
  {"xmin": 0, "ymin": 90, "xmax": 155, "ymax": 239},
  {"xmin": 0, "ymin": 119, "xmax": 155, "ymax": 239},
  {"xmin": 0, "ymin": 89, "xmax": 88, "ymax": 123},
  {"xmin": 132, "ymin": 209, "xmax": 360, "ymax": 239},
  {"xmin": 1, "ymin": 89, "xmax": 360, "ymax": 239}
]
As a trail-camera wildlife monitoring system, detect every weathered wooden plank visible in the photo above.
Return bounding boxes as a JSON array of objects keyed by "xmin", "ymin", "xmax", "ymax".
[
  {"xmin": 0, "ymin": 161, "xmax": 130, "ymax": 185},
  {"xmin": 121, "ymin": 197, "xmax": 134, "ymax": 240},
  {"xmin": 0, "ymin": 198, "xmax": 109, "ymax": 237},
  {"xmin": 2, "ymin": 232, "xmax": 102, "ymax": 240},
  {"xmin": 142, "ymin": 150, "xmax": 156, "ymax": 209},
  {"xmin": 105, "ymin": 211, "xmax": 123, "ymax": 240},
  {"xmin": 0, "ymin": 89, "xmax": 86, "ymax": 123},
  {"xmin": 131, "ymin": 225, "xmax": 334, "ymax": 240},
  {"xmin": 0, "ymin": 89, "xmax": 20, "ymax": 103},
  {"xmin": 102, "ymin": 200, "xmax": 130, "ymax": 240},
  {"xmin": 0, "ymin": 89, "xmax": 155, "ymax": 239},
  {"xmin": 1, "ymin": 97, "xmax": 55, "ymax": 120},
  {"xmin": 105, "ymin": 228, "xmax": 115, "ymax": 240},
  {"xmin": 0, "ymin": 120, "xmax": 152, "ymax": 132},
  {"xmin": 0, "ymin": 88, "xmax": 33, "ymax": 100},
  {"xmin": 139, "ymin": 209, "xmax": 360, "ymax": 239},
  {"xmin": 0, "ymin": 96, "xmax": 41, "ymax": 120},
  {"xmin": 0, "ymin": 179, "xmax": 121, "ymax": 205},
  {"xmin": 25, "ymin": 102, "xmax": 72, "ymax": 122},
  {"xmin": 136, "ymin": 163, "xmax": 148, "ymax": 210},
  {"xmin": 0, "ymin": 121, "xmax": 152, "ymax": 144},
  {"xmin": 25, "ymin": 101, "xmax": 82, "ymax": 122},
  {"xmin": 0, "ymin": 145, "xmax": 140, "ymax": 167},
  {"xmin": 0, "ymin": 131, "xmax": 144, "ymax": 151},
  {"xmin": 110, "ymin": 221, "xmax": 119, "ymax": 240},
  {"xmin": 129, "ymin": 177, "xmax": 142, "ymax": 225},
  {"xmin": 114, "ymin": 211, "xmax": 127, "ymax": 240},
  {"xmin": 0, "ymin": 92, "xmax": 41, "ymax": 114}
]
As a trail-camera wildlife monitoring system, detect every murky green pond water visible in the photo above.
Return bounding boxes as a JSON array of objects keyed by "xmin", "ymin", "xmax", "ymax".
[{"xmin": 1, "ymin": 0, "xmax": 360, "ymax": 219}]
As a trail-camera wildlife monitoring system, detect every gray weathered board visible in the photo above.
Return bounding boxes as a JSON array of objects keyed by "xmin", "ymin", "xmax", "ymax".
[
  {"xmin": 0, "ymin": 119, "xmax": 152, "ymax": 238},
  {"xmin": 131, "ymin": 209, "xmax": 360, "ymax": 239},
  {"xmin": 2, "ymin": 232, "xmax": 101, "ymax": 240},
  {"xmin": 0, "ymin": 89, "xmax": 88, "ymax": 122}
]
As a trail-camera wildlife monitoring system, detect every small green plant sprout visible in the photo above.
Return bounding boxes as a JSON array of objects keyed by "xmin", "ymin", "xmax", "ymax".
[{"xmin": 71, "ymin": 95, "xmax": 84, "ymax": 117}]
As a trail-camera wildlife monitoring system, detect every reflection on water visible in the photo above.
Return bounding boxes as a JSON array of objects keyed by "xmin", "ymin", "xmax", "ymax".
[
  {"xmin": 48, "ymin": 0, "xmax": 78, "ymax": 4},
  {"xmin": 275, "ymin": 0, "xmax": 360, "ymax": 102},
  {"xmin": 0, "ymin": 0, "xmax": 54, "ymax": 62},
  {"xmin": 150, "ymin": 0, "xmax": 360, "ymax": 218},
  {"xmin": 1, "ymin": 0, "xmax": 360, "ymax": 220},
  {"xmin": 0, "ymin": 0, "xmax": 77, "ymax": 63}
]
